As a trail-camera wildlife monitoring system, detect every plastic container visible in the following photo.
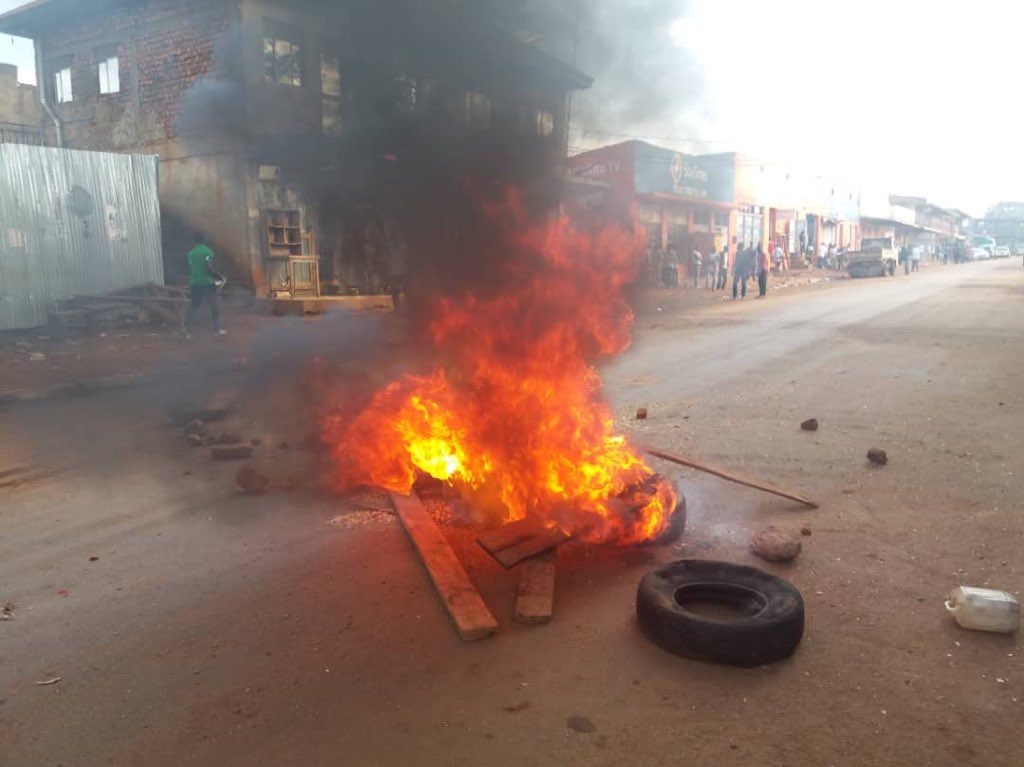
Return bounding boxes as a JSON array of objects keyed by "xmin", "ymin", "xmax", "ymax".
[{"xmin": 946, "ymin": 586, "xmax": 1020, "ymax": 634}]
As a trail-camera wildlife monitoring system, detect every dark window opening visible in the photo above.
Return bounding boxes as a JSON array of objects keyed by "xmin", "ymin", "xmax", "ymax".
[{"xmin": 263, "ymin": 20, "xmax": 303, "ymax": 87}]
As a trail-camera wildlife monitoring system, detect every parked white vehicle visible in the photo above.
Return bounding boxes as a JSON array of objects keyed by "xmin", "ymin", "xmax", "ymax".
[
  {"xmin": 993, "ymin": 245, "xmax": 1011, "ymax": 258},
  {"xmin": 971, "ymin": 247, "xmax": 991, "ymax": 260}
]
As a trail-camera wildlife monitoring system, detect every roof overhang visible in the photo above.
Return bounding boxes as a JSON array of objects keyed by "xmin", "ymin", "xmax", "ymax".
[{"xmin": 0, "ymin": 0, "xmax": 133, "ymax": 37}]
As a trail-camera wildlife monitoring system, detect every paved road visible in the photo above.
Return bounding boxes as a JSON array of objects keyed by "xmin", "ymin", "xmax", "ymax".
[{"xmin": 1, "ymin": 260, "xmax": 1022, "ymax": 766}]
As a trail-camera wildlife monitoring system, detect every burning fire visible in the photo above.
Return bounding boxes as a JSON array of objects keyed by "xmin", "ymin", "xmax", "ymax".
[{"xmin": 324, "ymin": 191, "xmax": 677, "ymax": 543}]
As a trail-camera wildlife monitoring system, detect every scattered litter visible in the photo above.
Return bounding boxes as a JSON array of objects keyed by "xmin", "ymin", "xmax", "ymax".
[
  {"xmin": 1, "ymin": 602, "xmax": 14, "ymax": 620},
  {"xmin": 327, "ymin": 511, "xmax": 395, "ymax": 529},
  {"xmin": 88, "ymin": 556, "xmax": 99, "ymax": 562},
  {"xmin": 185, "ymin": 434, "xmax": 204, "ymax": 447},
  {"xmin": 183, "ymin": 420, "xmax": 206, "ymax": 437},
  {"xmin": 635, "ymin": 407, "xmax": 648, "ymax": 420},
  {"xmin": 567, "ymin": 715, "xmax": 597, "ymax": 733},
  {"xmin": 750, "ymin": 528, "xmax": 802, "ymax": 563},
  {"xmin": 35, "ymin": 677, "xmax": 61, "ymax": 686},
  {"xmin": 800, "ymin": 527, "xmax": 812, "ymax": 537},
  {"xmin": 997, "ymin": 678, "xmax": 1007, "ymax": 684},
  {"xmin": 867, "ymin": 448, "xmax": 888, "ymax": 466},
  {"xmin": 235, "ymin": 466, "xmax": 270, "ymax": 495},
  {"xmin": 800, "ymin": 418, "xmax": 819, "ymax": 432},
  {"xmin": 503, "ymin": 702, "xmax": 531, "ymax": 713},
  {"xmin": 29, "ymin": 352, "xmax": 46, "ymax": 362}
]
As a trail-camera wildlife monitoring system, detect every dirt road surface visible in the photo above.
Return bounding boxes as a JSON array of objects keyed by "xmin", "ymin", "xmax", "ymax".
[{"xmin": 1, "ymin": 261, "xmax": 1021, "ymax": 766}]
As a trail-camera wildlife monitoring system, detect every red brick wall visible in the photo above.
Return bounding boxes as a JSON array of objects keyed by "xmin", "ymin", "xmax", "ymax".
[{"xmin": 40, "ymin": 0, "xmax": 240, "ymax": 151}]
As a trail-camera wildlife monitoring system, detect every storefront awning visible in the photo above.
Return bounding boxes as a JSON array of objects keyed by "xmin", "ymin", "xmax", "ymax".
[{"xmin": 636, "ymin": 192, "xmax": 736, "ymax": 210}]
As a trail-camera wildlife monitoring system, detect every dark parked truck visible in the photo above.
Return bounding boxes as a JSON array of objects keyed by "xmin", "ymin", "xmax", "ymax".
[{"xmin": 847, "ymin": 237, "xmax": 898, "ymax": 278}]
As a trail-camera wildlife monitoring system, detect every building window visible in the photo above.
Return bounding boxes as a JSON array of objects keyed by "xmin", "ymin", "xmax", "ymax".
[
  {"xmin": 321, "ymin": 54, "xmax": 341, "ymax": 96},
  {"xmin": 263, "ymin": 20, "xmax": 303, "ymax": 87},
  {"xmin": 53, "ymin": 66, "xmax": 73, "ymax": 103},
  {"xmin": 534, "ymin": 108, "xmax": 554, "ymax": 137},
  {"xmin": 463, "ymin": 91, "xmax": 491, "ymax": 130},
  {"xmin": 98, "ymin": 55, "xmax": 120, "ymax": 95},
  {"xmin": 322, "ymin": 98, "xmax": 342, "ymax": 136},
  {"xmin": 394, "ymin": 74, "xmax": 417, "ymax": 113},
  {"xmin": 320, "ymin": 54, "xmax": 342, "ymax": 136}
]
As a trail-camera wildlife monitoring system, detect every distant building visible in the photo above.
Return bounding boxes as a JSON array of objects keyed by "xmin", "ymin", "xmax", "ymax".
[
  {"xmin": 976, "ymin": 201, "xmax": 1024, "ymax": 246},
  {"xmin": 567, "ymin": 139, "xmax": 861, "ymax": 274},
  {"xmin": 888, "ymin": 195, "xmax": 968, "ymax": 248},
  {"xmin": 0, "ymin": 63, "xmax": 42, "ymax": 145},
  {"xmin": 0, "ymin": 0, "xmax": 591, "ymax": 297}
]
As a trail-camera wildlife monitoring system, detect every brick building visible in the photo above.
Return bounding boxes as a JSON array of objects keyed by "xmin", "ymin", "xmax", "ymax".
[
  {"xmin": 0, "ymin": 0, "xmax": 590, "ymax": 297},
  {"xmin": 0, "ymin": 63, "xmax": 42, "ymax": 144}
]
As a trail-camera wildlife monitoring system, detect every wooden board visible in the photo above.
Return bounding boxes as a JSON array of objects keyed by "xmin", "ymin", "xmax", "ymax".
[
  {"xmin": 494, "ymin": 527, "xmax": 571, "ymax": 569},
  {"xmin": 514, "ymin": 550, "xmax": 556, "ymax": 625},
  {"xmin": 389, "ymin": 492, "xmax": 498, "ymax": 641},
  {"xmin": 476, "ymin": 517, "xmax": 548, "ymax": 555}
]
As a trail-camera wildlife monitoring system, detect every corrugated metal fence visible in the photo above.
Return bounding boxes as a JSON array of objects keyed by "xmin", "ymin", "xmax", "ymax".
[{"xmin": 0, "ymin": 144, "xmax": 163, "ymax": 330}]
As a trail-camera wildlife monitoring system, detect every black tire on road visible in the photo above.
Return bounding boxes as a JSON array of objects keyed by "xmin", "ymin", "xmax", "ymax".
[
  {"xmin": 650, "ymin": 493, "xmax": 687, "ymax": 545},
  {"xmin": 636, "ymin": 559, "xmax": 805, "ymax": 667}
]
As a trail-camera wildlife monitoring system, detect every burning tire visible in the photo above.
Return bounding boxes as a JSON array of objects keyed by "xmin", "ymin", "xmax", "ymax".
[
  {"xmin": 636, "ymin": 559, "xmax": 804, "ymax": 667},
  {"xmin": 650, "ymin": 493, "xmax": 686, "ymax": 545}
]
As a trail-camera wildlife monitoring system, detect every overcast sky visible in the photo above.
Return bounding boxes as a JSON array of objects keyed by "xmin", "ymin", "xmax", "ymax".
[{"xmin": 0, "ymin": 0, "xmax": 1018, "ymax": 215}]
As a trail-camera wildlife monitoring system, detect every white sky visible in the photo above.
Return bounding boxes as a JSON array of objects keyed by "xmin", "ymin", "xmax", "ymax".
[
  {"xmin": 0, "ymin": 0, "xmax": 1018, "ymax": 214},
  {"xmin": 668, "ymin": 0, "xmax": 1021, "ymax": 215}
]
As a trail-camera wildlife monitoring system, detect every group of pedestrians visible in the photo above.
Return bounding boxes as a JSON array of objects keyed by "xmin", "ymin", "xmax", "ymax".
[
  {"xmin": 648, "ymin": 240, "xmax": 780, "ymax": 300},
  {"xmin": 726, "ymin": 242, "xmax": 773, "ymax": 300}
]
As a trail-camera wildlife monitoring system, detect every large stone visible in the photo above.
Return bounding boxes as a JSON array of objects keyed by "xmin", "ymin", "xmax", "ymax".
[
  {"xmin": 800, "ymin": 418, "xmax": 819, "ymax": 432},
  {"xmin": 750, "ymin": 528, "xmax": 802, "ymax": 563},
  {"xmin": 236, "ymin": 466, "xmax": 270, "ymax": 495},
  {"xmin": 867, "ymin": 447, "xmax": 888, "ymax": 466}
]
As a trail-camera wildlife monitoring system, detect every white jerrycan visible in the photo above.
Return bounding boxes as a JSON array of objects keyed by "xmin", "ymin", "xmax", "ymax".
[{"xmin": 946, "ymin": 586, "xmax": 1020, "ymax": 634}]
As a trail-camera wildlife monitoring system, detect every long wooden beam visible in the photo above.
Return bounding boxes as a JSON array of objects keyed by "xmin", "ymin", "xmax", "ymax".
[
  {"xmin": 389, "ymin": 492, "xmax": 498, "ymax": 641},
  {"xmin": 643, "ymin": 446, "xmax": 819, "ymax": 509}
]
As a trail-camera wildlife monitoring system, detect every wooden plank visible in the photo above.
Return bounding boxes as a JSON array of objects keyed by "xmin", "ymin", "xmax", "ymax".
[
  {"xmin": 644, "ymin": 445, "xmax": 819, "ymax": 509},
  {"xmin": 494, "ymin": 527, "xmax": 571, "ymax": 569},
  {"xmin": 476, "ymin": 517, "xmax": 548, "ymax": 555},
  {"xmin": 514, "ymin": 550, "xmax": 556, "ymax": 625},
  {"xmin": 389, "ymin": 492, "xmax": 498, "ymax": 641}
]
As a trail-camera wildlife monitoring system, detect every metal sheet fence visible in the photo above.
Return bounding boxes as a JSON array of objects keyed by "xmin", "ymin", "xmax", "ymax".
[{"xmin": 0, "ymin": 143, "xmax": 163, "ymax": 330}]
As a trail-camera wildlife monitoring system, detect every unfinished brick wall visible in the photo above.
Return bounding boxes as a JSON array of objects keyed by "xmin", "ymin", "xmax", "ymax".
[{"xmin": 40, "ymin": 0, "xmax": 241, "ymax": 151}]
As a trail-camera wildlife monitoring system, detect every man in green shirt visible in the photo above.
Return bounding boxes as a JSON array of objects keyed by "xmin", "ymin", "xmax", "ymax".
[{"xmin": 184, "ymin": 233, "xmax": 225, "ymax": 338}]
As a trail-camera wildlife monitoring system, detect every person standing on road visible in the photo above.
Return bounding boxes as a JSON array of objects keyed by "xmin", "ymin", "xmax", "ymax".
[
  {"xmin": 911, "ymin": 246, "xmax": 921, "ymax": 273},
  {"xmin": 732, "ymin": 243, "xmax": 751, "ymax": 300},
  {"xmin": 184, "ymin": 233, "xmax": 225, "ymax": 339},
  {"xmin": 901, "ymin": 244, "xmax": 911, "ymax": 275},
  {"xmin": 690, "ymin": 247, "xmax": 702, "ymax": 288},
  {"xmin": 706, "ymin": 248, "xmax": 720, "ymax": 289},
  {"xmin": 717, "ymin": 245, "xmax": 730, "ymax": 290},
  {"xmin": 757, "ymin": 243, "xmax": 770, "ymax": 298},
  {"xmin": 773, "ymin": 241, "xmax": 785, "ymax": 272},
  {"xmin": 665, "ymin": 245, "xmax": 680, "ymax": 287}
]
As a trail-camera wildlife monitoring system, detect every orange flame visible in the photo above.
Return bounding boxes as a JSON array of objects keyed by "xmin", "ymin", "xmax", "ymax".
[{"xmin": 324, "ymin": 191, "xmax": 676, "ymax": 543}]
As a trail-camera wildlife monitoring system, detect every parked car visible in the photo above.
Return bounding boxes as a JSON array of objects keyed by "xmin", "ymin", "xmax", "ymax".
[
  {"xmin": 993, "ymin": 245, "xmax": 1011, "ymax": 258},
  {"xmin": 971, "ymin": 247, "xmax": 991, "ymax": 260}
]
